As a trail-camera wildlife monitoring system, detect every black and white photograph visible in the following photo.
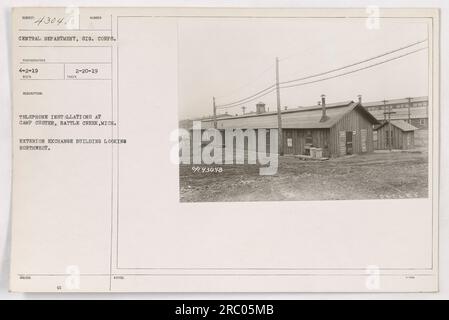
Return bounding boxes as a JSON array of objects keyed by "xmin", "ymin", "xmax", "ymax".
[
  {"xmin": 2, "ymin": 5, "xmax": 442, "ymax": 296},
  {"xmin": 178, "ymin": 17, "xmax": 430, "ymax": 202}
]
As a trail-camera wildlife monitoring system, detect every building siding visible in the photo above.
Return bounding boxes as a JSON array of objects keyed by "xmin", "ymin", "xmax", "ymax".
[
  {"xmin": 194, "ymin": 102, "xmax": 378, "ymax": 158},
  {"xmin": 283, "ymin": 129, "xmax": 330, "ymax": 157},
  {"xmin": 329, "ymin": 107, "xmax": 374, "ymax": 157},
  {"xmin": 281, "ymin": 107, "xmax": 374, "ymax": 157},
  {"xmin": 375, "ymin": 125, "xmax": 415, "ymax": 150}
]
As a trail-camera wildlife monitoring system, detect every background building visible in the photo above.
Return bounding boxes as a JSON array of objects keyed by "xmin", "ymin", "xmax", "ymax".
[{"xmin": 362, "ymin": 96, "xmax": 428, "ymax": 129}]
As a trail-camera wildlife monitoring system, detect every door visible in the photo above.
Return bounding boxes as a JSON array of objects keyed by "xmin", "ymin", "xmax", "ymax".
[
  {"xmin": 406, "ymin": 133, "xmax": 411, "ymax": 149},
  {"xmin": 339, "ymin": 131, "xmax": 346, "ymax": 156},
  {"xmin": 346, "ymin": 131, "xmax": 353, "ymax": 155},
  {"xmin": 285, "ymin": 130, "xmax": 293, "ymax": 154},
  {"xmin": 373, "ymin": 130, "xmax": 378, "ymax": 150}
]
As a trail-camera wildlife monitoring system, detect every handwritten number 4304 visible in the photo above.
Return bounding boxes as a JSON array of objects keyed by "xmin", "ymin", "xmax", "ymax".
[{"xmin": 34, "ymin": 16, "xmax": 67, "ymax": 26}]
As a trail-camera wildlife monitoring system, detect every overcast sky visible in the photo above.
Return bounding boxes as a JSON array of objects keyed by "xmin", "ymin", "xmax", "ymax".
[{"xmin": 178, "ymin": 18, "xmax": 429, "ymax": 120}]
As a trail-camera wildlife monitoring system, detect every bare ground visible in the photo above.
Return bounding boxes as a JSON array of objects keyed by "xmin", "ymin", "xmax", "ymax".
[{"xmin": 179, "ymin": 150, "xmax": 428, "ymax": 202}]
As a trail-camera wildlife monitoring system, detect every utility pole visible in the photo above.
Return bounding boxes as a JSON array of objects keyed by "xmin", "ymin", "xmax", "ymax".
[
  {"xmin": 213, "ymin": 96, "xmax": 217, "ymax": 129},
  {"xmin": 275, "ymin": 57, "xmax": 283, "ymax": 156},
  {"xmin": 383, "ymin": 100, "xmax": 396, "ymax": 151},
  {"xmin": 406, "ymin": 97, "xmax": 412, "ymax": 123}
]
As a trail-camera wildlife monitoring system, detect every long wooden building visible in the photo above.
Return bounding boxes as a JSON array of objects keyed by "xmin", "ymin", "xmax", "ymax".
[{"xmin": 201, "ymin": 97, "xmax": 379, "ymax": 158}]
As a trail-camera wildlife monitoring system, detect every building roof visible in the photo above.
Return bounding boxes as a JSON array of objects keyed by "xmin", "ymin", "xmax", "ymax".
[
  {"xmin": 202, "ymin": 101, "xmax": 379, "ymax": 130},
  {"xmin": 375, "ymin": 120, "xmax": 419, "ymax": 132},
  {"xmin": 179, "ymin": 113, "xmax": 233, "ymax": 129},
  {"xmin": 391, "ymin": 120, "xmax": 419, "ymax": 131}
]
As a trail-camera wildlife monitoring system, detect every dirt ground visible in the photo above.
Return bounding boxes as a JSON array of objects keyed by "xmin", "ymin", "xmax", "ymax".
[{"xmin": 179, "ymin": 150, "xmax": 429, "ymax": 202}]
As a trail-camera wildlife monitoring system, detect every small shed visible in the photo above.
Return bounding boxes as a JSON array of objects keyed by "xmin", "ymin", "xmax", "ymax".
[{"xmin": 374, "ymin": 120, "xmax": 418, "ymax": 150}]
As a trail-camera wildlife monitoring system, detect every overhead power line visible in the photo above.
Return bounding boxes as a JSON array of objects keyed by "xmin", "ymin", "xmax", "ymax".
[
  {"xmin": 216, "ymin": 87, "xmax": 277, "ymax": 110},
  {"xmin": 279, "ymin": 39, "xmax": 428, "ymax": 85},
  {"xmin": 215, "ymin": 64, "xmax": 274, "ymax": 100},
  {"xmin": 216, "ymin": 46, "xmax": 427, "ymax": 110},
  {"xmin": 216, "ymin": 84, "xmax": 275, "ymax": 108},
  {"xmin": 214, "ymin": 39, "xmax": 428, "ymax": 110},
  {"xmin": 280, "ymin": 47, "xmax": 428, "ymax": 90}
]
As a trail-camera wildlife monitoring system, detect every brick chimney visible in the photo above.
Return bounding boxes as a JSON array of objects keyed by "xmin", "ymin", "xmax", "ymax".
[
  {"xmin": 256, "ymin": 102, "xmax": 266, "ymax": 114},
  {"xmin": 319, "ymin": 94, "xmax": 329, "ymax": 122},
  {"xmin": 357, "ymin": 94, "xmax": 362, "ymax": 104}
]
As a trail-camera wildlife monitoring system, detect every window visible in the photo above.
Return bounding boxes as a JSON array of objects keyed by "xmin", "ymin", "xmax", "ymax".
[{"xmin": 305, "ymin": 130, "xmax": 313, "ymax": 145}]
